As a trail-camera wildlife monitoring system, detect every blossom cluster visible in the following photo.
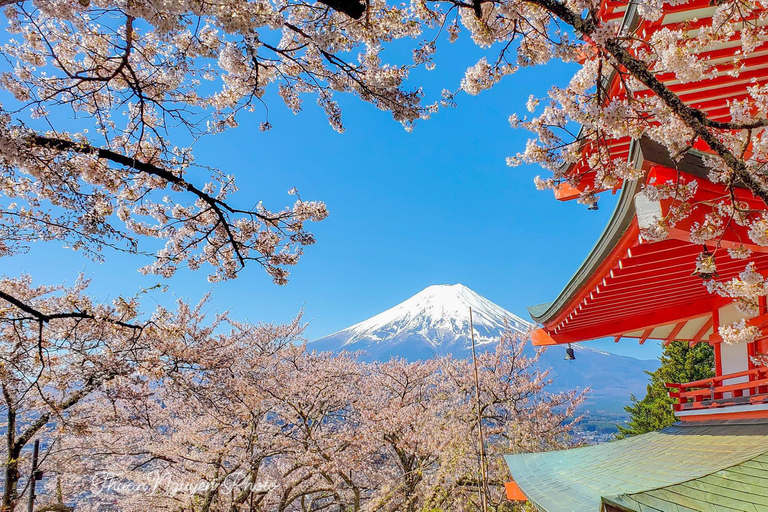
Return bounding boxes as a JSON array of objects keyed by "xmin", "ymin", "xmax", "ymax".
[
  {"xmin": 707, "ymin": 262, "xmax": 767, "ymax": 315},
  {"xmin": 0, "ymin": 0, "xmax": 449, "ymax": 283},
  {"xmin": 0, "ymin": 279, "xmax": 586, "ymax": 512},
  {"xmin": 720, "ymin": 318, "xmax": 760, "ymax": 345}
]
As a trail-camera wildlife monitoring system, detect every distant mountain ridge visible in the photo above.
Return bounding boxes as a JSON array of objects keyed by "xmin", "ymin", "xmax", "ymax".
[{"xmin": 311, "ymin": 284, "xmax": 658, "ymax": 417}]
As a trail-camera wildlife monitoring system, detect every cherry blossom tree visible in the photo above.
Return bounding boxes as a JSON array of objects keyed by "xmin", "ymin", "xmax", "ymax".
[
  {"xmin": 0, "ymin": 3, "xmax": 416, "ymax": 505},
  {"xmin": 366, "ymin": 330, "xmax": 584, "ymax": 511},
  {"xmin": 446, "ymin": 330, "xmax": 586, "ymax": 510},
  {"xmin": 0, "ymin": 0, "xmax": 368, "ymax": 288},
  {"xmin": 360, "ymin": 357, "xmax": 457, "ymax": 511},
  {"xmin": 36, "ymin": 327, "xmax": 583, "ymax": 512},
  {"xmin": 41, "ymin": 315, "xmax": 366, "ymax": 512},
  {"xmin": 0, "ymin": 275, "xmax": 229, "ymax": 511}
]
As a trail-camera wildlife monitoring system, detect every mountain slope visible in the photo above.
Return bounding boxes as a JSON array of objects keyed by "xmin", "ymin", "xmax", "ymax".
[
  {"xmin": 312, "ymin": 284, "xmax": 531, "ymax": 360},
  {"xmin": 311, "ymin": 284, "xmax": 658, "ymax": 417}
]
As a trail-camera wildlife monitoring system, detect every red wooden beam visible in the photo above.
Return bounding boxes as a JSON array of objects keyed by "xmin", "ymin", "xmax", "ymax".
[
  {"xmin": 569, "ymin": 285, "xmax": 712, "ymax": 318},
  {"xmin": 639, "ymin": 328, "xmax": 654, "ymax": 345},
  {"xmin": 563, "ymin": 294, "xmax": 729, "ymax": 332},
  {"xmin": 575, "ymin": 297, "xmax": 711, "ymax": 326},
  {"xmin": 590, "ymin": 273, "xmax": 732, "ymax": 302},
  {"xmin": 563, "ymin": 302, "xmax": 687, "ymax": 329},
  {"xmin": 649, "ymin": 166, "xmax": 766, "ymax": 208},
  {"xmin": 626, "ymin": 239, "xmax": 687, "ymax": 258},
  {"xmin": 654, "ymin": 68, "xmax": 768, "ymax": 97},
  {"xmin": 543, "ymin": 222, "xmax": 641, "ymax": 329},
  {"xmin": 692, "ymin": 42, "xmax": 768, "ymax": 65},
  {"xmin": 608, "ymin": 253, "xmax": 768, "ymax": 287},
  {"xmin": 653, "ymin": 54, "xmax": 768, "ymax": 85},
  {"xmin": 531, "ymin": 328, "xmax": 558, "ymax": 346},
  {"xmin": 667, "ymin": 73, "xmax": 768, "ymax": 104},
  {"xmin": 691, "ymin": 316, "xmax": 714, "ymax": 343},
  {"xmin": 618, "ymin": 246, "xmax": 701, "ymax": 269},
  {"xmin": 589, "ymin": 279, "xmax": 709, "ymax": 305},
  {"xmin": 597, "ymin": 273, "xmax": 711, "ymax": 298},
  {"xmin": 545, "ymin": 299, "xmax": 724, "ymax": 344},
  {"xmin": 689, "ymin": 92, "xmax": 753, "ymax": 115},
  {"xmin": 569, "ymin": 289, "xmax": 710, "ymax": 317},
  {"xmin": 665, "ymin": 321, "xmax": 687, "ymax": 345},
  {"xmin": 715, "ymin": 341, "xmax": 723, "ymax": 376},
  {"xmin": 607, "ymin": 255, "xmax": 768, "ymax": 283},
  {"xmin": 565, "ymin": 303, "xmax": 707, "ymax": 331}
]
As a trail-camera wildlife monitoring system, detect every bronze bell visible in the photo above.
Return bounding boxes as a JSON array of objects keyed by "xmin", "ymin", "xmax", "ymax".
[{"xmin": 692, "ymin": 246, "xmax": 718, "ymax": 280}]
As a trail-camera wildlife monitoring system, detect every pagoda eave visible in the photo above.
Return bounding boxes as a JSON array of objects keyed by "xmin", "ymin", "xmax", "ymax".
[{"xmin": 529, "ymin": 138, "xmax": 768, "ymax": 348}]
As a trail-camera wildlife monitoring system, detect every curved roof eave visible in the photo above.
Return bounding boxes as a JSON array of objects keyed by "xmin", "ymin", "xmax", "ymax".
[
  {"xmin": 527, "ymin": 135, "xmax": 713, "ymax": 326},
  {"xmin": 527, "ymin": 176, "xmax": 642, "ymax": 325},
  {"xmin": 526, "ymin": 133, "xmax": 651, "ymax": 325},
  {"xmin": 526, "ymin": 1, "xmax": 649, "ymax": 326}
]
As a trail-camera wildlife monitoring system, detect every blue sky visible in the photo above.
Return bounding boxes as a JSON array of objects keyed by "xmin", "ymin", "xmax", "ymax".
[{"xmin": 2, "ymin": 35, "xmax": 662, "ymax": 360}]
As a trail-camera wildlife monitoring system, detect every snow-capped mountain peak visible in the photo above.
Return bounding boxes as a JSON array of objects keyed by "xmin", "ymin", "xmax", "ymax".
[
  {"xmin": 311, "ymin": 284, "xmax": 532, "ymax": 359},
  {"xmin": 310, "ymin": 284, "xmax": 659, "ymax": 417}
]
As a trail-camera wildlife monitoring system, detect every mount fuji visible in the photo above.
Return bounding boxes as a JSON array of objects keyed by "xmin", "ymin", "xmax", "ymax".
[
  {"xmin": 311, "ymin": 284, "xmax": 658, "ymax": 417},
  {"xmin": 312, "ymin": 284, "xmax": 531, "ymax": 360}
]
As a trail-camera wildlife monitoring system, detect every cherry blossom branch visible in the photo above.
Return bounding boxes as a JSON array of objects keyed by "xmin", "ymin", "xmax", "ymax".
[
  {"xmin": 523, "ymin": 0, "xmax": 768, "ymax": 204},
  {"xmin": 0, "ymin": 289, "xmax": 142, "ymax": 330},
  {"xmin": 13, "ymin": 374, "xmax": 113, "ymax": 456},
  {"xmin": 28, "ymin": 134, "xmax": 271, "ymax": 270},
  {"xmin": 705, "ymin": 118, "xmax": 768, "ymax": 130},
  {"xmin": 320, "ymin": 0, "xmax": 768, "ymax": 204}
]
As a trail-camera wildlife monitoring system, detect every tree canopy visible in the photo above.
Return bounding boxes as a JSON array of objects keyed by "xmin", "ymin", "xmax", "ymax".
[
  {"xmin": 617, "ymin": 342, "xmax": 714, "ymax": 439},
  {"xmin": 2, "ymin": 0, "xmax": 768, "ymax": 332}
]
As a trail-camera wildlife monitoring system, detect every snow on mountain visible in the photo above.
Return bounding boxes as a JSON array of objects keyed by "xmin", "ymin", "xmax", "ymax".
[
  {"xmin": 312, "ymin": 284, "xmax": 531, "ymax": 360},
  {"xmin": 311, "ymin": 284, "xmax": 658, "ymax": 417}
]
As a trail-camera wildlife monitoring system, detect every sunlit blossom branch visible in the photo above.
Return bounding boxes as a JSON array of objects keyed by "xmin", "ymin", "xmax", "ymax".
[{"xmin": 0, "ymin": 289, "xmax": 142, "ymax": 330}]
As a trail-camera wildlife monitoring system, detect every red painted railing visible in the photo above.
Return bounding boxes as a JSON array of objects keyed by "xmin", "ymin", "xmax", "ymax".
[{"xmin": 665, "ymin": 366, "xmax": 768, "ymax": 412}]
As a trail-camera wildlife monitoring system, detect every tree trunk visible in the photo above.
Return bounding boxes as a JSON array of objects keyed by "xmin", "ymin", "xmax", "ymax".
[
  {"xmin": 2, "ymin": 389, "xmax": 18, "ymax": 512},
  {"xmin": 2, "ymin": 450, "xmax": 19, "ymax": 512}
]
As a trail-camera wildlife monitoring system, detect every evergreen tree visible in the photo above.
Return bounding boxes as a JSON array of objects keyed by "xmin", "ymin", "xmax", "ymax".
[{"xmin": 617, "ymin": 342, "xmax": 714, "ymax": 438}]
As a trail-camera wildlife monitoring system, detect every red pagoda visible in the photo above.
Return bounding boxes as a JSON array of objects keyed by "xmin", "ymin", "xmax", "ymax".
[{"xmin": 504, "ymin": 0, "xmax": 768, "ymax": 509}]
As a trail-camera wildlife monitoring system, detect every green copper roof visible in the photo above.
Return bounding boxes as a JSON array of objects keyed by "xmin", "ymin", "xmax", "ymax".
[
  {"xmin": 603, "ymin": 452, "xmax": 768, "ymax": 512},
  {"xmin": 504, "ymin": 420, "xmax": 768, "ymax": 512},
  {"xmin": 527, "ymin": 302, "xmax": 553, "ymax": 318}
]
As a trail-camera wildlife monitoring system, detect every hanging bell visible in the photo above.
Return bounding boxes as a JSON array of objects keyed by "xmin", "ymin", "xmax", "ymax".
[
  {"xmin": 565, "ymin": 344, "xmax": 576, "ymax": 361},
  {"xmin": 692, "ymin": 246, "xmax": 718, "ymax": 280}
]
